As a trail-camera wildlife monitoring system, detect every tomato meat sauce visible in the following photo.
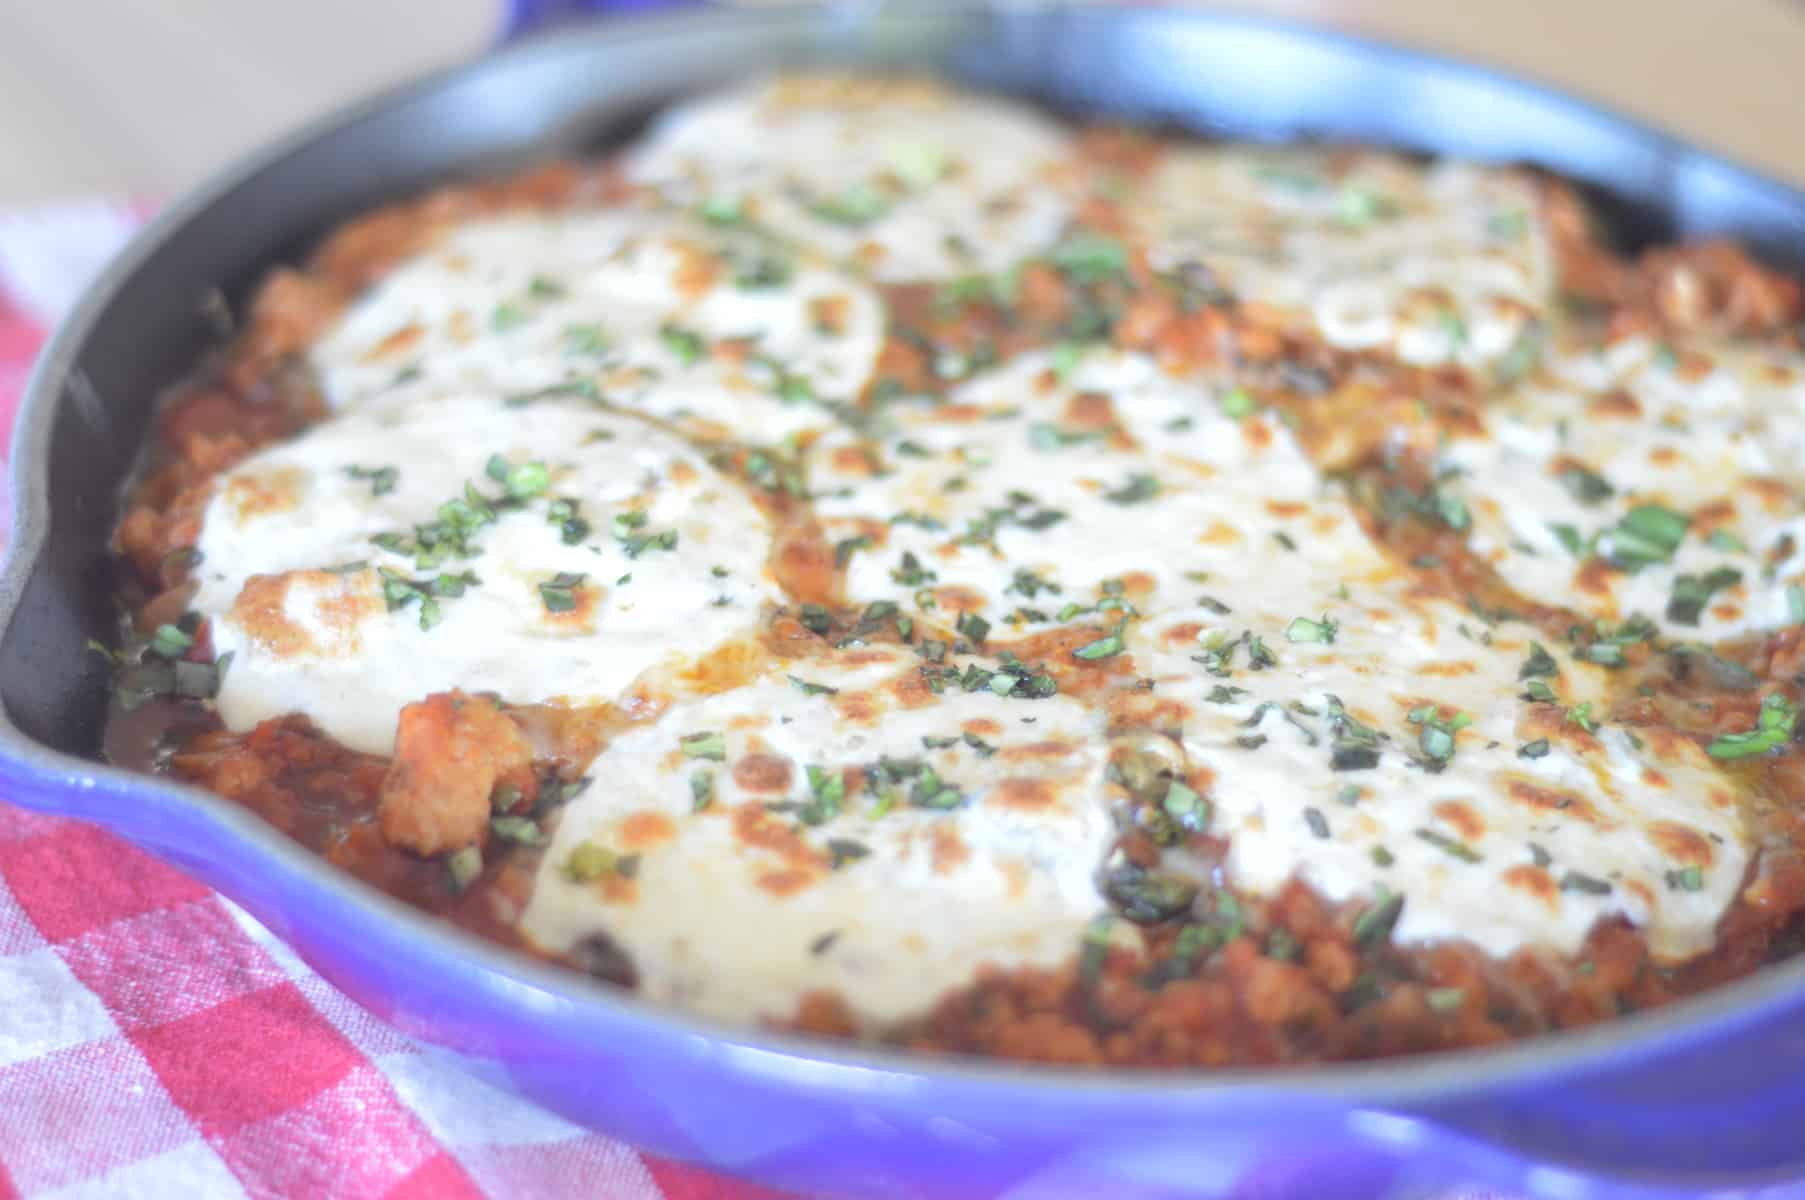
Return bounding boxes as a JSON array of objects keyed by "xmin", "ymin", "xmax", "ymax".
[{"xmin": 97, "ymin": 80, "xmax": 1805, "ymax": 1066}]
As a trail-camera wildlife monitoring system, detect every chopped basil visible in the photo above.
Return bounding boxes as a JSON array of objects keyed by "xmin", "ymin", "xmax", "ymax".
[
  {"xmin": 546, "ymin": 498, "xmax": 591, "ymax": 545},
  {"xmin": 1353, "ymin": 887, "xmax": 1404, "ymax": 946},
  {"xmin": 1029, "ymin": 422, "xmax": 1103, "ymax": 451},
  {"xmin": 562, "ymin": 324, "xmax": 609, "ymax": 356},
  {"xmin": 1325, "ymin": 695, "xmax": 1382, "ymax": 771},
  {"xmin": 806, "ymin": 182, "xmax": 890, "ymax": 227},
  {"xmin": 1073, "ymin": 631, "xmax": 1124, "ymax": 660},
  {"xmin": 1337, "ymin": 184, "xmax": 1395, "ymax": 228},
  {"xmin": 1519, "ymin": 643, "xmax": 1558, "ymax": 680},
  {"xmin": 1304, "ymin": 806, "xmax": 1330, "ymax": 839},
  {"xmin": 799, "ymin": 765, "xmax": 847, "ymax": 825},
  {"xmin": 798, "ymin": 604, "xmax": 833, "ymax": 636},
  {"xmin": 1667, "ymin": 566, "xmax": 1742, "ymax": 626},
  {"xmin": 1407, "ymin": 706, "xmax": 1471, "ymax": 765},
  {"xmin": 1425, "ymin": 987, "xmax": 1466, "ymax": 1014},
  {"xmin": 1050, "ymin": 340, "xmax": 1086, "ymax": 382},
  {"xmin": 1665, "ymin": 865, "xmax": 1704, "ymax": 892},
  {"xmin": 1416, "ymin": 827, "xmax": 1482, "ymax": 863},
  {"xmin": 826, "ymin": 838, "xmax": 870, "ymax": 869},
  {"xmin": 1079, "ymin": 915, "xmax": 1115, "ymax": 989},
  {"xmin": 680, "ymin": 731, "xmax": 727, "ymax": 761},
  {"xmin": 538, "ymin": 572, "xmax": 586, "ymax": 614},
  {"xmin": 1284, "ymin": 615, "xmax": 1338, "ymax": 645},
  {"xmin": 730, "ymin": 245, "xmax": 794, "ymax": 290},
  {"xmin": 1433, "ymin": 490, "xmax": 1472, "ymax": 532},
  {"xmin": 1518, "ymin": 738, "xmax": 1551, "ymax": 759},
  {"xmin": 506, "ymin": 378, "xmax": 602, "ymax": 407},
  {"xmin": 1566, "ymin": 701, "xmax": 1598, "ymax": 732},
  {"xmin": 489, "ymin": 815, "xmax": 543, "ymax": 846},
  {"xmin": 1707, "ymin": 692, "xmax": 1798, "ymax": 759},
  {"xmin": 1103, "ymin": 473, "xmax": 1162, "ymax": 505},
  {"xmin": 698, "ymin": 194, "xmax": 743, "ymax": 225},
  {"xmin": 562, "ymin": 841, "xmax": 615, "ymax": 883},
  {"xmin": 955, "ymin": 611, "xmax": 991, "ymax": 645},
  {"xmin": 611, "ymin": 510, "xmax": 678, "ymax": 558},
  {"xmin": 690, "ymin": 769, "xmax": 715, "ymax": 812},
  {"xmin": 1161, "ymin": 780, "xmax": 1209, "ymax": 832},
  {"xmin": 1102, "ymin": 863, "xmax": 1198, "ymax": 924},
  {"xmin": 380, "ymin": 567, "xmax": 479, "ymax": 631},
  {"xmin": 1219, "ymin": 388, "xmax": 1254, "ymax": 419},
  {"xmin": 891, "ymin": 551, "xmax": 937, "ymax": 587},
  {"xmin": 1006, "ymin": 568, "xmax": 1060, "ymax": 599},
  {"xmin": 1560, "ymin": 870, "xmax": 1613, "ymax": 896},
  {"xmin": 1050, "ymin": 232, "xmax": 1128, "ymax": 285},
  {"xmin": 833, "ymin": 534, "xmax": 873, "ymax": 568},
  {"xmin": 961, "ymin": 730, "xmax": 997, "ymax": 758},
  {"xmin": 111, "ymin": 633, "xmax": 232, "ymax": 711},
  {"xmin": 1557, "ymin": 464, "xmax": 1615, "ymax": 507},
  {"xmin": 659, "ymin": 323, "xmax": 706, "ymax": 366},
  {"xmin": 1707, "ymin": 529, "xmax": 1748, "ymax": 553},
  {"xmin": 345, "ymin": 464, "xmax": 398, "ymax": 496},
  {"xmin": 446, "ymin": 846, "xmax": 483, "ymax": 892},
  {"xmin": 1550, "ymin": 523, "xmax": 1586, "ymax": 557},
  {"xmin": 1486, "ymin": 210, "xmax": 1529, "ymax": 240},
  {"xmin": 147, "ymin": 623, "xmax": 195, "ymax": 660},
  {"xmin": 485, "ymin": 455, "xmax": 550, "ymax": 500},
  {"xmin": 1582, "ymin": 642, "xmax": 1628, "ymax": 668},
  {"xmin": 1604, "ymin": 503, "xmax": 1690, "ymax": 571},
  {"xmin": 789, "ymin": 675, "xmax": 839, "ymax": 697},
  {"xmin": 1370, "ymin": 845, "xmax": 1395, "ymax": 868}
]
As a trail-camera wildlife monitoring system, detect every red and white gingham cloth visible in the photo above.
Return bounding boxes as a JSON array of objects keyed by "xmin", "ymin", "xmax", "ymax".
[{"xmin": 0, "ymin": 202, "xmax": 783, "ymax": 1200}]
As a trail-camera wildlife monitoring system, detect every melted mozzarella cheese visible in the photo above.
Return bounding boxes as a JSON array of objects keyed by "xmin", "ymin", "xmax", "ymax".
[
  {"xmin": 194, "ymin": 394, "xmax": 776, "ymax": 753},
  {"xmin": 627, "ymin": 75, "xmax": 1073, "ymax": 281},
  {"xmin": 1443, "ymin": 336, "xmax": 1805, "ymax": 640},
  {"xmin": 1130, "ymin": 576, "xmax": 1748, "ymax": 961},
  {"xmin": 808, "ymin": 348, "xmax": 1379, "ymax": 633},
  {"xmin": 1125, "ymin": 147, "xmax": 1553, "ymax": 368},
  {"xmin": 308, "ymin": 209, "xmax": 885, "ymax": 443},
  {"xmin": 519, "ymin": 649, "xmax": 1112, "ymax": 1027}
]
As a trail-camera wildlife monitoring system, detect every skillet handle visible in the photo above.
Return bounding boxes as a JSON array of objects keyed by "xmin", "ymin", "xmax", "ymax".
[
  {"xmin": 498, "ymin": 0, "xmax": 707, "ymax": 42},
  {"xmin": 1368, "ymin": 987, "xmax": 1805, "ymax": 1194}
]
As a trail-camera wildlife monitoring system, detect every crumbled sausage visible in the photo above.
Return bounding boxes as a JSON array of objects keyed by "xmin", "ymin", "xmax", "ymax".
[{"xmin": 378, "ymin": 691, "xmax": 535, "ymax": 856}]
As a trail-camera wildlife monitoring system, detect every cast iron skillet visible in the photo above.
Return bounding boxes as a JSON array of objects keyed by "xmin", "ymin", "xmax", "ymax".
[{"xmin": 6, "ymin": 4, "xmax": 1805, "ymax": 1196}]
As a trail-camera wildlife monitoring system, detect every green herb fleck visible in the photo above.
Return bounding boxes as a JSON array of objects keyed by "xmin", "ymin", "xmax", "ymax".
[
  {"xmin": 538, "ymin": 572, "xmax": 586, "ymax": 614},
  {"xmin": 1285, "ymin": 615, "xmax": 1338, "ymax": 645},
  {"xmin": 680, "ymin": 730, "xmax": 727, "ymax": 761},
  {"xmin": 1707, "ymin": 692, "xmax": 1798, "ymax": 759},
  {"xmin": 346, "ymin": 464, "xmax": 398, "ymax": 496}
]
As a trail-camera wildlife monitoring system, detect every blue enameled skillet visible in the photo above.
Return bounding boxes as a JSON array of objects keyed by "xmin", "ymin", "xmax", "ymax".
[{"xmin": 5, "ymin": 4, "xmax": 1805, "ymax": 1196}]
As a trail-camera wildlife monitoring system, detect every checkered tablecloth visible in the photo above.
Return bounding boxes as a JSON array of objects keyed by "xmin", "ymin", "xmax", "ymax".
[{"xmin": 0, "ymin": 202, "xmax": 784, "ymax": 1200}]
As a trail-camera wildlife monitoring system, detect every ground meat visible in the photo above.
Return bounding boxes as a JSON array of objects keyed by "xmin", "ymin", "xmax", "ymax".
[{"xmin": 378, "ymin": 691, "xmax": 537, "ymax": 857}]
